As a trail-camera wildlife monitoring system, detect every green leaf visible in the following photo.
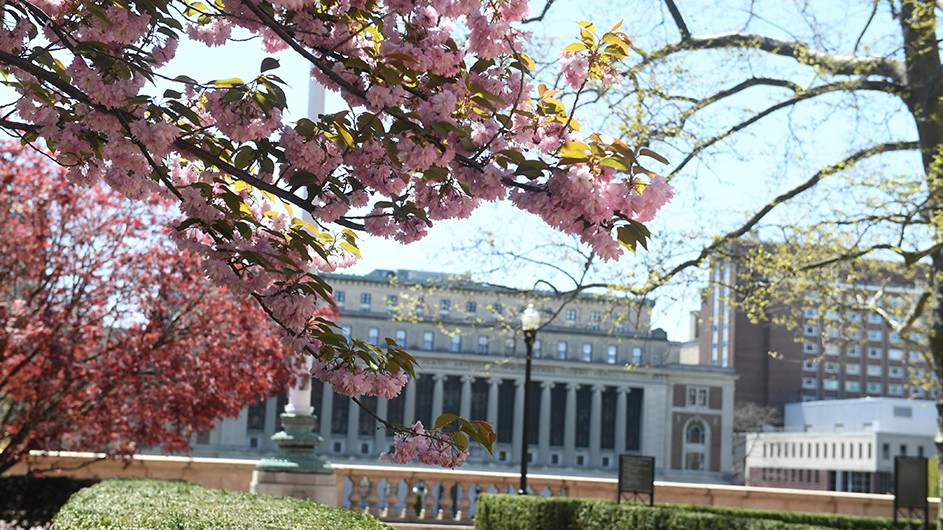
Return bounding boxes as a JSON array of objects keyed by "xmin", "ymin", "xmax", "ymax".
[
  {"xmin": 599, "ymin": 156, "xmax": 631, "ymax": 171},
  {"xmin": 434, "ymin": 413, "xmax": 460, "ymax": 429},
  {"xmin": 210, "ymin": 77, "xmax": 245, "ymax": 88},
  {"xmin": 558, "ymin": 141, "xmax": 591, "ymax": 160},
  {"xmin": 562, "ymin": 42, "xmax": 587, "ymax": 53},
  {"xmin": 616, "ymin": 220, "xmax": 652, "ymax": 253},
  {"xmin": 260, "ymin": 57, "xmax": 280, "ymax": 72}
]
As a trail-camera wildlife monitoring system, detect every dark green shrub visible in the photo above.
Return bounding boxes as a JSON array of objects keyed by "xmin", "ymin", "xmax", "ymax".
[
  {"xmin": 474, "ymin": 494, "xmax": 932, "ymax": 530},
  {"xmin": 475, "ymin": 495, "xmax": 590, "ymax": 530},
  {"xmin": 0, "ymin": 475, "xmax": 98, "ymax": 527},
  {"xmin": 50, "ymin": 478, "xmax": 393, "ymax": 529}
]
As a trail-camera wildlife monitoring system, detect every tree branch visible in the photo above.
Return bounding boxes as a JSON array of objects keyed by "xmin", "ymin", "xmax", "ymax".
[
  {"xmin": 663, "ymin": 0, "xmax": 691, "ymax": 40},
  {"xmin": 630, "ymin": 32, "xmax": 906, "ymax": 84},
  {"xmin": 633, "ymin": 140, "xmax": 920, "ymax": 296},
  {"xmin": 667, "ymin": 79, "xmax": 903, "ymax": 178}
]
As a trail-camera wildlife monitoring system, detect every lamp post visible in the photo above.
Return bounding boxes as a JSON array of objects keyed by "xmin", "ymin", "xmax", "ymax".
[{"xmin": 519, "ymin": 304, "xmax": 540, "ymax": 495}]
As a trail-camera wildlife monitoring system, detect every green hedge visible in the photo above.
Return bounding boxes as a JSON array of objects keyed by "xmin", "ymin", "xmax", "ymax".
[
  {"xmin": 0, "ymin": 475, "xmax": 98, "ymax": 527},
  {"xmin": 474, "ymin": 494, "xmax": 934, "ymax": 530},
  {"xmin": 50, "ymin": 478, "xmax": 393, "ymax": 530}
]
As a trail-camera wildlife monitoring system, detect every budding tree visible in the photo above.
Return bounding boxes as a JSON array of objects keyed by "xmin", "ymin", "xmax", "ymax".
[{"xmin": 0, "ymin": 0, "xmax": 670, "ymax": 465}]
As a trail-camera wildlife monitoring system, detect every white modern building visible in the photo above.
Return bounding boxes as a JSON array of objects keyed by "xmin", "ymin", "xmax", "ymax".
[
  {"xmin": 745, "ymin": 398, "xmax": 936, "ymax": 493},
  {"xmin": 188, "ymin": 269, "xmax": 738, "ymax": 483}
]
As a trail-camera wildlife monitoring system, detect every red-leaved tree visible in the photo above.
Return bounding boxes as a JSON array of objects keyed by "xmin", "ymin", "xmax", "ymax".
[{"xmin": 0, "ymin": 142, "xmax": 304, "ymax": 473}]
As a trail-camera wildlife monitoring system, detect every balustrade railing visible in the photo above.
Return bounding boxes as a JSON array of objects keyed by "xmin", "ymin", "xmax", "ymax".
[{"xmin": 332, "ymin": 464, "xmax": 614, "ymax": 523}]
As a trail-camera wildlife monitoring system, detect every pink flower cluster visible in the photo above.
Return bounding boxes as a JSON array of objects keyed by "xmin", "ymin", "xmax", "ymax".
[
  {"xmin": 379, "ymin": 422, "xmax": 470, "ymax": 468},
  {"xmin": 310, "ymin": 358, "xmax": 408, "ymax": 399}
]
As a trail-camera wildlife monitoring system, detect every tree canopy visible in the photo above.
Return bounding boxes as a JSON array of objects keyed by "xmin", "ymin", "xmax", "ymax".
[{"xmin": 0, "ymin": 142, "xmax": 303, "ymax": 473}]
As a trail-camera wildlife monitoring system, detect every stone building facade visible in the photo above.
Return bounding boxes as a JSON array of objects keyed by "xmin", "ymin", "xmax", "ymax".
[{"xmin": 192, "ymin": 270, "xmax": 737, "ymax": 482}]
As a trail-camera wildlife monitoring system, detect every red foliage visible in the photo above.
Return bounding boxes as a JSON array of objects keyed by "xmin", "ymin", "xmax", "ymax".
[{"xmin": 0, "ymin": 142, "xmax": 298, "ymax": 472}]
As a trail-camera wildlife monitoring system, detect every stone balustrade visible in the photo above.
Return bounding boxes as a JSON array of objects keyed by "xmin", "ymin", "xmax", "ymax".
[{"xmin": 9, "ymin": 452, "xmax": 940, "ymax": 523}]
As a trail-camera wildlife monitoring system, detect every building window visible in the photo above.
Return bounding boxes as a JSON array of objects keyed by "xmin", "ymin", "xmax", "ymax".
[
  {"xmin": 395, "ymin": 329, "xmax": 407, "ymax": 345},
  {"xmin": 341, "ymin": 326, "xmax": 352, "ymax": 343},
  {"xmin": 803, "ymin": 308, "xmax": 818, "ymax": 318},
  {"xmin": 566, "ymin": 309, "xmax": 577, "ymax": 322},
  {"xmin": 888, "ymin": 366, "xmax": 904, "ymax": 378},
  {"xmin": 632, "ymin": 347, "xmax": 642, "ymax": 364},
  {"xmin": 867, "ymin": 330, "xmax": 882, "ymax": 342},
  {"xmin": 466, "ymin": 301, "xmax": 477, "ymax": 313},
  {"xmin": 867, "ymin": 348, "xmax": 882, "ymax": 359},
  {"xmin": 557, "ymin": 341, "xmax": 568, "ymax": 360},
  {"xmin": 477, "ymin": 336, "xmax": 489, "ymax": 354},
  {"xmin": 846, "ymin": 364, "xmax": 860, "ymax": 375},
  {"xmin": 888, "ymin": 349, "xmax": 904, "ymax": 361},
  {"xmin": 847, "ymin": 346, "xmax": 861, "ymax": 357},
  {"xmin": 386, "ymin": 294, "xmax": 398, "ymax": 313},
  {"xmin": 888, "ymin": 384, "xmax": 904, "ymax": 396},
  {"xmin": 866, "ymin": 365, "xmax": 882, "ymax": 377},
  {"xmin": 504, "ymin": 338, "xmax": 515, "ymax": 355},
  {"xmin": 823, "ymin": 379, "xmax": 839, "ymax": 391},
  {"xmin": 360, "ymin": 292, "xmax": 372, "ymax": 312},
  {"xmin": 367, "ymin": 327, "xmax": 379, "ymax": 345},
  {"xmin": 804, "ymin": 325, "xmax": 818, "ymax": 336},
  {"xmin": 803, "ymin": 343, "xmax": 818, "ymax": 353},
  {"xmin": 802, "ymin": 377, "xmax": 817, "ymax": 389},
  {"xmin": 687, "ymin": 387, "xmax": 707, "ymax": 407},
  {"xmin": 824, "ymin": 344, "xmax": 839, "ymax": 355},
  {"xmin": 824, "ymin": 362, "xmax": 838, "ymax": 373},
  {"xmin": 889, "ymin": 332, "xmax": 901, "ymax": 343},
  {"xmin": 869, "ymin": 313, "xmax": 882, "ymax": 323},
  {"xmin": 590, "ymin": 311, "xmax": 601, "ymax": 330},
  {"xmin": 803, "ymin": 360, "xmax": 817, "ymax": 371},
  {"xmin": 581, "ymin": 343, "xmax": 593, "ymax": 362},
  {"xmin": 335, "ymin": 290, "xmax": 346, "ymax": 308},
  {"xmin": 439, "ymin": 298, "xmax": 450, "ymax": 317},
  {"xmin": 845, "ymin": 381, "xmax": 860, "ymax": 392},
  {"xmin": 683, "ymin": 420, "xmax": 707, "ymax": 472},
  {"xmin": 866, "ymin": 382, "xmax": 882, "ymax": 394},
  {"xmin": 422, "ymin": 331, "xmax": 434, "ymax": 350},
  {"xmin": 607, "ymin": 345, "xmax": 617, "ymax": 364},
  {"xmin": 450, "ymin": 334, "xmax": 461, "ymax": 353},
  {"xmin": 533, "ymin": 339, "xmax": 542, "ymax": 358}
]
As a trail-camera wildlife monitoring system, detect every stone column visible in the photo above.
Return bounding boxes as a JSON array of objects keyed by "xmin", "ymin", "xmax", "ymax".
[
  {"xmin": 512, "ymin": 378, "xmax": 525, "ymax": 462},
  {"xmin": 589, "ymin": 384, "xmax": 603, "ymax": 467},
  {"xmin": 253, "ymin": 350, "xmax": 334, "ymax": 504},
  {"xmin": 404, "ymin": 377, "xmax": 417, "ymax": 425},
  {"xmin": 487, "ymin": 378, "xmax": 500, "ymax": 426},
  {"xmin": 615, "ymin": 387, "xmax": 628, "ymax": 454},
  {"xmin": 347, "ymin": 396, "xmax": 360, "ymax": 455},
  {"xmin": 564, "ymin": 383, "xmax": 578, "ymax": 465},
  {"xmin": 374, "ymin": 397, "xmax": 388, "ymax": 454},
  {"xmin": 319, "ymin": 383, "xmax": 334, "ymax": 441},
  {"xmin": 432, "ymin": 374, "xmax": 445, "ymax": 422},
  {"xmin": 538, "ymin": 381, "xmax": 553, "ymax": 464},
  {"xmin": 460, "ymin": 375, "xmax": 474, "ymax": 420}
]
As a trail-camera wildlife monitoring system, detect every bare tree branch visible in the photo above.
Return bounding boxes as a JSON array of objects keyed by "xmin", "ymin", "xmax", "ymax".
[
  {"xmin": 629, "ymin": 33, "xmax": 906, "ymax": 84},
  {"xmin": 634, "ymin": 140, "xmax": 919, "ymax": 296},
  {"xmin": 663, "ymin": 0, "xmax": 691, "ymax": 40},
  {"xmin": 667, "ymin": 79, "xmax": 903, "ymax": 178}
]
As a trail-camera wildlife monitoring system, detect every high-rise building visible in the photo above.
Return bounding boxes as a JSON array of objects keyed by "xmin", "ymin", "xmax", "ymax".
[
  {"xmin": 192, "ymin": 270, "xmax": 737, "ymax": 482},
  {"xmin": 697, "ymin": 253, "xmax": 933, "ymax": 414}
]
